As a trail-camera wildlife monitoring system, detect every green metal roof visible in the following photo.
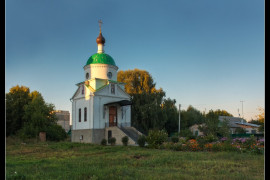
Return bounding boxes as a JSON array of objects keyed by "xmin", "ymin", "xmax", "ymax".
[{"xmin": 86, "ymin": 53, "xmax": 116, "ymax": 66}]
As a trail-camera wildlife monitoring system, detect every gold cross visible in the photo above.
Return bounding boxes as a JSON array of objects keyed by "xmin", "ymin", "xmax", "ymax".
[{"xmin": 98, "ymin": 19, "xmax": 103, "ymax": 33}]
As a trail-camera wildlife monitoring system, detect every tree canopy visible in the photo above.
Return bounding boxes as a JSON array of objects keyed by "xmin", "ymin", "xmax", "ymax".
[
  {"xmin": 6, "ymin": 85, "xmax": 65, "ymax": 140},
  {"xmin": 117, "ymin": 69, "xmax": 178, "ymax": 135},
  {"xmin": 6, "ymin": 85, "xmax": 31, "ymax": 136}
]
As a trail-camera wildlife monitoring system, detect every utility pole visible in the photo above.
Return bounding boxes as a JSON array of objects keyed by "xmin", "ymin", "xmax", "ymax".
[
  {"xmin": 178, "ymin": 104, "xmax": 181, "ymax": 134},
  {"xmin": 240, "ymin": 101, "xmax": 244, "ymax": 119}
]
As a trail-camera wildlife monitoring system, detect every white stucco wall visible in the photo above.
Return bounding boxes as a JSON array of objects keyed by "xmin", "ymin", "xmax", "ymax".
[
  {"xmin": 84, "ymin": 64, "xmax": 118, "ymax": 81},
  {"xmin": 72, "ymin": 87, "xmax": 94, "ymax": 130}
]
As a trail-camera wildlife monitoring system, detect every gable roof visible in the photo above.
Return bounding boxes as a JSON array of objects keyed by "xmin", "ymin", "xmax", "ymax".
[
  {"xmin": 234, "ymin": 122, "xmax": 260, "ymax": 128},
  {"xmin": 218, "ymin": 116, "xmax": 260, "ymax": 128},
  {"xmin": 70, "ymin": 86, "xmax": 80, "ymax": 100},
  {"xmin": 219, "ymin": 116, "xmax": 244, "ymax": 128}
]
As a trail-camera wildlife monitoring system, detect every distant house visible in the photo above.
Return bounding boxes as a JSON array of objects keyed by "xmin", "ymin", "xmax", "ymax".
[
  {"xmin": 218, "ymin": 116, "xmax": 261, "ymax": 134},
  {"xmin": 54, "ymin": 110, "xmax": 71, "ymax": 132},
  {"xmin": 189, "ymin": 116, "xmax": 261, "ymax": 136},
  {"xmin": 189, "ymin": 124, "xmax": 205, "ymax": 136}
]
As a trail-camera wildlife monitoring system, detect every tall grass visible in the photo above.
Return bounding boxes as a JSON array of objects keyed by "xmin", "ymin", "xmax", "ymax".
[{"xmin": 6, "ymin": 137, "xmax": 264, "ymax": 180}]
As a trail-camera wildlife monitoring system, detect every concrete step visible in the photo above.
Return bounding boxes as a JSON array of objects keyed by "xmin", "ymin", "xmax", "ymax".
[{"xmin": 120, "ymin": 127, "xmax": 143, "ymax": 144}]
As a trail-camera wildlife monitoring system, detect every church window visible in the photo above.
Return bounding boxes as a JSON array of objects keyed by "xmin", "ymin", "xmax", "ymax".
[
  {"xmin": 79, "ymin": 108, "xmax": 81, "ymax": 122},
  {"xmin": 86, "ymin": 73, "xmax": 89, "ymax": 79},
  {"xmin": 111, "ymin": 84, "xmax": 115, "ymax": 94},
  {"xmin": 84, "ymin": 107, "xmax": 87, "ymax": 122},
  {"xmin": 82, "ymin": 85, "xmax": 84, "ymax": 94},
  {"xmin": 107, "ymin": 72, "xmax": 112, "ymax": 79}
]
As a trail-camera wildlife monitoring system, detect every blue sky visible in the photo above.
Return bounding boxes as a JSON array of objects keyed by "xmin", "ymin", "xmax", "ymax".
[{"xmin": 6, "ymin": 0, "xmax": 264, "ymax": 121}]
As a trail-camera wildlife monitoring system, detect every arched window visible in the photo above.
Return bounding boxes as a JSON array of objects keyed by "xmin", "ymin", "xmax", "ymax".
[
  {"xmin": 111, "ymin": 84, "xmax": 115, "ymax": 94},
  {"xmin": 82, "ymin": 85, "xmax": 84, "ymax": 94},
  {"xmin": 78, "ymin": 108, "xmax": 81, "ymax": 122},
  {"xmin": 84, "ymin": 107, "xmax": 87, "ymax": 122}
]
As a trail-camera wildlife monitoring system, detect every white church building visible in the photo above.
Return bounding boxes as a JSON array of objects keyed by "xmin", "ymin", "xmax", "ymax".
[{"xmin": 70, "ymin": 22, "xmax": 142, "ymax": 145}]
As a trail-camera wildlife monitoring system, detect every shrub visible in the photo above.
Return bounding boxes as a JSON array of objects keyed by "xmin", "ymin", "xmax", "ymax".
[
  {"xmin": 258, "ymin": 138, "xmax": 264, "ymax": 146},
  {"xmin": 221, "ymin": 141, "xmax": 237, "ymax": 152},
  {"xmin": 100, "ymin": 139, "xmax": 107, "ymax": 146},
  {"xmin": 179, "ymin": 137, "xmax": 186, "ymax": 144},
  {"xmin": 159, "ymin": 142, "xmax": 172, "ymax": 150},
  {"xmin": 122, "ymin": 136, "xmax": 129, "ymax": 146},
  {"xmin": 212, "ymin": 143, "xmax": 222, "ymax": 152},
  {"xmin": 171, "ymin": 136, "xmax": 179, "ymax": 143},
  {"xmin": 204, "ymin": 134, "xmax": 218, "ymax": 143},
  {"xmin": 172, "ymin": 142, "xmax": 183, "ymax": 151},
  {"xmin": 243, "ymin": 135, "xmax": 256, "ymax": 149},
  {"xmin": 137, "ymin": 135, "xmax": 146, "ymax": 147},
  {"xmin": 196, "ymin": 136, "xmax": 207, "ymax": 149},
  {"xmin": 204, "ymin": 143, "xmax": 213, "ymax": 151},
  {"xmin": 179, "ymin": 129, "xmax": 194, "ymax": 139},
  {"xmin": 250, "ymin": 146, "xmax": 264, "ymax": 155},
  {"xmin": 146, "ymin": 129, "xmax": 168, "ymax": 149},
  {"xmin": 45, "ymin": 124, "xmax": 67, "ymax": 141},
  {"xmin": 184, "ymin": 139, "xmax": 201, "ymax": 151},
  {"xmin": 108, "ymin": 137, "xmax": 116, "ymax": 145}
]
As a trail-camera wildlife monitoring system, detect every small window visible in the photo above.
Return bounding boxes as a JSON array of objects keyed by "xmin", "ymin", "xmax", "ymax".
[
  {"xmin": 84, "ymin": 107, "xmax": 87, "ymax": 122},
  {"xmin": 107, "ymin": 72, "xmax": 112, "ymax": 79},
  {"xmin": 82, "ymin": 85, "xmax": 84, "ymax": 94},
  {"xmin": 80, "ymin": 135, "xmax": 83, "ymax": 140},
  {"xmin": 251, "ymin": 130, "xmax": 256, "ymax": 134},
  {"xmin": 85, "ymin": 73, "xmax": 89, "ymax": 79},
  {"xmin": 111, "ymin": 84, "xmax": 115, "ymax": 94},
  {"xmin": 79, "ymin": 108, "xmax": 81, "ymax": 122}
]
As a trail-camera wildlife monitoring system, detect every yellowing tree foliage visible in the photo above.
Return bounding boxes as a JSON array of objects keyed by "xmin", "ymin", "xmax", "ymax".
[
  {"xmin": 117, "ymin": 69, "xmax": 178, "ymax": 135},
  {"xmin": 256, "ymin": 107, "xmax": 264, "ymax": 123}
]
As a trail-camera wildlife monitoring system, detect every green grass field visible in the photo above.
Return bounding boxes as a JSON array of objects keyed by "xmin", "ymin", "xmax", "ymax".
[{"xmin": 6, "ymin": 138, "xmax": 264, "ymax": 180}]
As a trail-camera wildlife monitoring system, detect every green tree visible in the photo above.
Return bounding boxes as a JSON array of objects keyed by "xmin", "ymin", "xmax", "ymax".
[
  {"xmin": 117, "ymin": 69, "xmax": 167, "ymax": 134},
  {"xmin": 255, "ymin": 107, "xmax": 264, "ymax": 133},
  {"xmin": 6, "ymin": 85, "xmax": 63, "ymax": 140},
  {"xmin": 117, "ymin": 69, "xmax": 158, "ymax": 94},
  {"xmin": 256, "ymin": 107, "xmax": 264, "ymax": 124},
  {"xmin": 180, "ymin": 105, "xmax": 205, "ymax": 130},
  {"xmin": 20, "ymin": 93, "xmax": 57, "ymax": 138},
  {"xmin": 198, "ymin": 110, "xmax": 219, "ymax": 137},
  {"xmin": 212, "ymin": 109, "xmax": 233, "ymax": 117},
  {"xmin": 217, "ymin": 118, "xmax": 231, "ymax": 137},
  {"xmin": 162, "ymin": 98, "xmax": 179, "ymax": 135},
  {"xmin": 6, "ymin": 85, "xmax": 31, "ymax": 136}
]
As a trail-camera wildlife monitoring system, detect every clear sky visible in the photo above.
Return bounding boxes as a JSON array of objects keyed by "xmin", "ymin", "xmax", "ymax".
[{"xmin": 6, "ymin": 0, "xmax": 264, "ymax": 121}]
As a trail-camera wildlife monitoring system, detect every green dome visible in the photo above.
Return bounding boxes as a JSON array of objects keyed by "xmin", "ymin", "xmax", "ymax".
[{"xmin": 86, "ymin": 53, "xmax": 116, "ymax": 66}]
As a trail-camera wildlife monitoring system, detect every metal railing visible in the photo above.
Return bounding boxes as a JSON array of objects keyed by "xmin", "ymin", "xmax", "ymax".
[{"xmin": 105, "ymin": 122, "xmax": 131, "ymax": 128}]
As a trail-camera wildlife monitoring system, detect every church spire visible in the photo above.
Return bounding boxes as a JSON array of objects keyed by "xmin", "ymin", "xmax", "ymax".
[{"xmin": 96, "ymin": 19, "xmax": 105, "ymax": 53}]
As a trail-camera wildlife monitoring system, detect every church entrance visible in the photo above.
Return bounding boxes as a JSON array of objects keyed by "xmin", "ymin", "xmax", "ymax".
[{"xmin": 109, "ymin": 106, "xmax": 117, "ymax": 127}]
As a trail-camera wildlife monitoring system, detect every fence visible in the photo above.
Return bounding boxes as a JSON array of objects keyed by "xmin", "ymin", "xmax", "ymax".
[{"xmin": 231, "ymin": 133, "xmax": 264, "ymax": 139}]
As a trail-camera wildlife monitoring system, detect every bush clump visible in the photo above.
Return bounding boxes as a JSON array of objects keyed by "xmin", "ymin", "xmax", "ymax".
[
  {"xmin": 45, "ymin": 124, "xmax": 67, "ymax": 141},
  {"xmin": 108, "ymin": 137, "xmax": 116, "ymax": 146},
  {"xmin": 179, "ymin": 129, "xmax": 196, "ymax": 140},
  {"xmin": 137, "ymin": 135, "xmax": 146, "ymax": 147},
  {"xmin": 171, "ymin": 136, "xmax": 179, "ymax": 143},
  {"xmin": 146, "ymin": 129, "xmax": 168, "ymax": 149},
  {"xmin": 122, "ymin": 136, "xmax": 129, "ymax": 146},
  {"xmin": 101, "ymin": 139, "xmax": 107, "ymax": 146}
]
